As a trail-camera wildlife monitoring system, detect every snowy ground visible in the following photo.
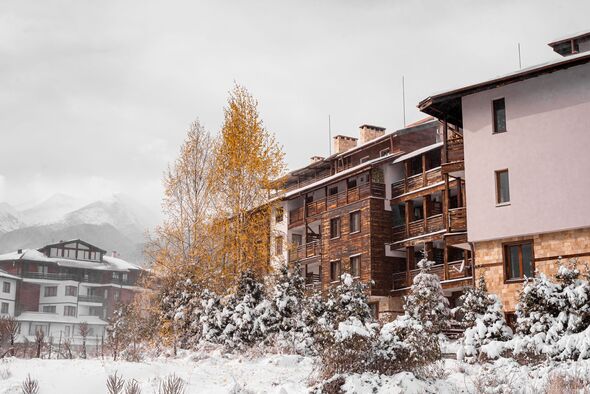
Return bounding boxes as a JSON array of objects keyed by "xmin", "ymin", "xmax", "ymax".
[{"xmin": 0, "ymin": 352, "xmax": 588, "ymax": 393}]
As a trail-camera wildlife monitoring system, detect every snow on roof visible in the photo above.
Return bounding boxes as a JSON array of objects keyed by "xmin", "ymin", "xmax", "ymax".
[
  {"xmin": 283, "ymin": 154, "xmax": 394, "ymax": 198},
  {"xmin": 0, "ymin": 249, "xmax": 50, "ymax": 263},
  {"xmin": 0, "ymin": 269, "xmax": 20, "ymax": 281},
  {"xmin": 0, "ymin": 247, "xmax": 143, "ymax": 272},
  {"xmin": 16, "ymin": 312, "xmax": 108, "ymax": 325},
  {"xmin": 548, "ymin": 29, "xmax": 590, "ymax": 45},
  {"xmin": 392, "ymin": 142, "xmax": 443, "ymax": 164}
]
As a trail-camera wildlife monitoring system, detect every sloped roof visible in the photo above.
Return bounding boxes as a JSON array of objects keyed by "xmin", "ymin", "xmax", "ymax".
[{"xmin": 16, "ymin": 312, "xmax": 107, "ymax": 325}]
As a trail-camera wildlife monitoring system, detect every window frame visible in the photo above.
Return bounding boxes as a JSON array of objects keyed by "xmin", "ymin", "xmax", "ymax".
[
  {"xmin": 65, "ymin": 285, "xmax": 77, "ymax": 297},
  {"xmin": 329, "ymin": 260, "xmax": 341, "ymax": 283},
  {"xmin": 1, "ymin": 302, "xmax": 8, "ymax": 314},
  {"xmin": 275, "ymin": 207, "xmax": 284, "ymax": 223},
  {"xmin": 44, "ymin": 286, "xmax": 57, "ymax": 297},
  {"xmin": 502, "ymin": 240, "xmax": 535, "ymax": 283},
  {"xmin": 495, "ymin": 169, "xmax": 511, "ymax": 205},
  {"xmin": 492, "ymin": 97, "xmax": 507, "ymax": 134},
  {"xmin": 330, "ymin": 217, "xmax": 341, "ymax": 239},
  {"xmin": 42, "ymin": 305, "xmax": 56, "ymax": 313},
  {"xmin": 64, "ymin": 305, "xmax": 77, "ymax": 317},
  {"xmin": 2, "ymin": 282, "xmax": 10, "ymax": 293},
  {"xmin": 275, "ymin": 236, "xmax": 283, "ymax": 256},
  {"xmin": 349, "ymin": 210, "xmax": 361, "ymax": 234},
  {"xmin": 350, "ymin": 254, "xmax": 361, "ymax": 278}
]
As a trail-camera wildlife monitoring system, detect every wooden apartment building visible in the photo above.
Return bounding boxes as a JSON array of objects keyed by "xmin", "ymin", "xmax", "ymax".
[{"xmin": 270, "ymin": 119, "xmax": 473, "ymax": 316}]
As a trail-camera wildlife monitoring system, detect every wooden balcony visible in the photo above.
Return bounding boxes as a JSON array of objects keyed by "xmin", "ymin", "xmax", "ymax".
[
  {"xmin": 390, "ymin": 167, "xmax": 443, "ymax": 198},
  {"xmin": 391, "ymin": 260, "xmax": 472, "ymax": 290},
  {"xmin": 394, "ymin": 214, "xmax": 445, "ymax": 244},
  {"xmin": 288, "ymin": 240, "xmax": 321, "ymax": 263},
  {"xmin": 326, "ymin": 183, "xmax": 385, "ymax": 210},
  {"xmin": 448, "ymin": 207, "xmax": 467, "ymax": 232},
  {"xmin": 442, "ymin": 137, "xmax": 464, "ymax": 175}
]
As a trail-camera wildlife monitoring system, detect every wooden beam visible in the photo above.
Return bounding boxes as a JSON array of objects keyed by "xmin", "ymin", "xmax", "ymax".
[{"xmin": 442, "ymin": 119, "xmax": 448, "ymax": 163}]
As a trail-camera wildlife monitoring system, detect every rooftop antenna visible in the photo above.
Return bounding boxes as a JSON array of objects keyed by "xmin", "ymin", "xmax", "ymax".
[
  {"xmin": 518, "ymin": 43, "xmax": 522, "ymax": 69},
  {"xmin": 328, "ymin": 114, "xmax": 332, "ymax": 155},
  {"xmin": 402, "ymin": 76, "xmax": 407, "ymax": 127}
]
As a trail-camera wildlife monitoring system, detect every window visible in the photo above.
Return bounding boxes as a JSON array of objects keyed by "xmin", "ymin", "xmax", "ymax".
[
  {"xmin": 369, "ymin": 302, "xmax": 379, "ymax": 318},
  {"xmin": 89, "ymin": 306, "xmax": 103, "ymax": 317},
  {"xmin": 350, "ymin": 255, "xmax": 361, "ymax": 278},
  {"xmin": 359, "ymin": 156, "xmax": 370, "ymax": 164},
  {"xmin": 330, "ymin": 217, "xmax": 341, "ymax": 239},
  {"xmin": 65, "ymin": 285, "xmax": 77, "ymax": 296},
  {"xmin": 330, "ymin": 260, "xmax": 341, "ymax": 282},
  {"xmin": 42, "ymin": 305, "xmax": 56, "ymax": 313},
  {"xmin": 349, "ymin": 211, "xmax": 361, "ymax": 233},
  {"xmin": 64, "ymin": 306, "xmax": 76, "ymax": 317},
  {"xmin": 44, "ymin": 286, "xmax": 57, "ymax": 297},
  {"xmin": 122, "ymin": 273, "xmax": 128, "ymax": 283},
  {"xmin": 379, "ymin": 148, "xmax": 390, "ymax": 157},
  {"xmin": 409, "ymin": 156, "xmax": 423, "ymax": 176},
  {"xmin": 291, "ymin": 234, "xmax": 302, "ymax": 246},
  {"xmin": 113, "ymin": 290, "xmax": 120, "ymax": 301},
  {"xmin": 496, "ymin": 170, "xmax": 510, "ymax": 204},
  {"xmin": 328, "ymin": 186, "xmax": 339, "ymax": 196},
  {"xmin": 1, "ymin": 303, "xmax": 8, "ymax": 314},
  {"xmin": 112, "ymin": 272, "xmax": 120, "ymax": 281},
  {"xmin": 504, "ymin": 241, "xmax": 534, "ymax": 281},
  {"xmin": 392, "ymin": 203, "xmax": 406, "ymax": 227},
  {"xmin": 2, "ymin": 282, "xmax": 10, "ymax": 293},
  {"xmin": 275, "ymin": 236, "xmax": 283, "ymax": 256},
  {"xmin": 275, "ymin": 207, "xmax": 284, "ymax": 223},
  {"xmin": 493, "ymin": 98, "xmax": 507, "ymax": 133}
]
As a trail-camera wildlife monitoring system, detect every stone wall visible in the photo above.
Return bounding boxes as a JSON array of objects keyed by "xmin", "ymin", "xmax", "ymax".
[{"xmin": 474, "ymin": 227, "xmax": 590, "ymax": 311}]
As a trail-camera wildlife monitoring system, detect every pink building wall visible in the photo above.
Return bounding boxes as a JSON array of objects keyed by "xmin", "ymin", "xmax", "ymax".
[{"xmin": 462, "ymin": 63, "xmax": 590, "ymax": 242}]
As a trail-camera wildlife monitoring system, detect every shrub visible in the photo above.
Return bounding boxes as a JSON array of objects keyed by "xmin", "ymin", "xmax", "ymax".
[
  {"xmin": 158, "ymin": 374, "xmax": 185, "ymax": 394},
  {"xmin": 106, "ymin": 371, "xmax": 125, "ymax": 394},
  {"xmin": 21, "ymin": 374, "xmax": 39, "ymax": 394}
]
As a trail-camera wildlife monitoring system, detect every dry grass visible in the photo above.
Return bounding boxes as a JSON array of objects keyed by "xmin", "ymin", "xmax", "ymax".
[
  {"xmin": 158, "ymin": 374, "xmax": 186, "ymax": 394},
  {"xmin": 545, "ymin": 369, "xmax": 590, "ymax": 394},
  {"xmin": 21, "ymin": 374, "xmax": 39, "ymax": 394},
  {"xmin": 106, "ymin": 371, "xmax": 125, "ymax": 394}
]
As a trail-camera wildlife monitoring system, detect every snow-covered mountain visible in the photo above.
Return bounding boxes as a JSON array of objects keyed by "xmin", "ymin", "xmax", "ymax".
[
  {"xmin": 0, "ymin": 203, "xmax": 23, "ymax": 234},
  {"xmin": 21, "ymin": 193, "xmax": 88, "ymax": 226},
  {"xmin": 0, "ymin": 193, "xmax": 160, "ymax": 264}
]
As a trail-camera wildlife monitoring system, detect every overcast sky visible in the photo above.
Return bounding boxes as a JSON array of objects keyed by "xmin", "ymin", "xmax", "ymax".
[{"xmin": 1, "ymin": 0, "xmax": 589, "ymax": 215}]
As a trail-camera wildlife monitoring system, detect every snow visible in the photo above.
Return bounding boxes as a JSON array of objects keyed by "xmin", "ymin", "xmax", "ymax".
[
  {"xmin": 16, "ymin": 312, "xmax": 107, "ymax": 325},
  {"xmin": 0, "ymin": 353, "xmax": 314, "ymax": 394},
  {"xmin": 2, "ymin": 353, "xmax": 588, "ymax": 393}
]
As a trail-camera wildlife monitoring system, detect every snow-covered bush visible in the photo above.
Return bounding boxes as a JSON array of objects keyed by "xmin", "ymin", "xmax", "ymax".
[
  {"xmin": 374, "ymin": 315, "xmax": 441, "ymax": 374},
  {"xmin": 316, "ymin": 274, "xmax": 377, "ymax": 379},
  {"xmin": 158, "ymin": 277, "xmax": 204, "ymax": 349},
  {"xmin": 270, "ymin": 263, "xmax": 304, "ymax": 333},
  {"xmin": 404, "ymin": 258, "xmax": 451, "ymax": 334},
  {"xmin": 457, "ymin": 276, "xmax": 494, "ymax": 328},
  {"xmin": 461, "ymin": 294, "xmax": 512, "ymax": 363},
  {"xmin": 199, "ymin": 289, "xmax": 224, "ymax": 344}
]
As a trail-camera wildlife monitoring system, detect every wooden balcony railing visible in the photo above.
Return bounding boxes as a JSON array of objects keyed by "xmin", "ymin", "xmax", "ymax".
[
  {"xmin": 392, "ymin": 224, "xmax": 407, "ymax": 243},
  {"xmin": 408, "ymin": 219, "xmax": 424, "ymax": 238},
  {"xmin": 288, "ymin": 240, "xmax": 321, "ymax": 263},
  {"xmin": 391, "ymin": 167, "xmax": 443, "ymax": 198},
  {"xmin": 426, "ymin": 214, "xmax": 444, "ymax": 233},
  {"xmin": 447, "ymin": 137, "xmax": 464, "ymax": 163},
  {"xmin": 289, "ymin": 207, "xmax": 304, "ymax": 228},
  {"xmin": 326, "ymin": 183, "xmax": 385, "ymax": 210},
  {"xmin": 392, "ymin": 259, "xmax": 472, "ymax": 290},
  {"xmin": 306, "ymin": 199, "xmax": 327, "ymax": 217},
  {"xmin": 304, "ymin": 273, "xmax": 321, "ymax": 286},
  {"xmin": 448, "ymin": 207, "xmax": 467, "ymax": 232}
]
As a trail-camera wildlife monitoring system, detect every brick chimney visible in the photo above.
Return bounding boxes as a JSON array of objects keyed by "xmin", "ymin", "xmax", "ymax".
[
  {"xmin": 359, "ymin": 124, "xmax": 386, "ymax": 144},
  {"xmin": 310, "ymin": 156, "xmax": 324, "ymax": 164},
  {"xmin": 332, "ymin": 135, "xmax": 358, "ymax": 154}
]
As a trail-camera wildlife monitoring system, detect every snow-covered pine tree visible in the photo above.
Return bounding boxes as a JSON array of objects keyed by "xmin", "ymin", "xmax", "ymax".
[
  {"xmin": 461, "ymin": 294, "xmax": 512, "ymax": 362},
  {"xmin": 199, "ymin": 289, "xmax": 224, "ymax": 344},
  {"xmin": 221, "ymin": 269, "xmax": 273, "ymax": 349},
  {"xmin": 159, "ymin": 277, "xmax": 203, "ymax": 349},
  {"xmin": 271, "ymin": 263, "xmax": 305, "ymax": 333},
  {"xmin": 404, "ymin": 258, "xmax": 451, "ymax": 334},
  {"xmin": 316, "ymin": 273, "xmax": 377, "ymax": 378},
  {"xmin": 106, "ymin": 304, "xmax": 132, "ymax": 361},
  {"xmin": 457, "ymin": 275, "xmax": 494, "ymax": 328},
  {"xmin": 515, "ymin": 273, "xmax": 563, "ymax": 338}
]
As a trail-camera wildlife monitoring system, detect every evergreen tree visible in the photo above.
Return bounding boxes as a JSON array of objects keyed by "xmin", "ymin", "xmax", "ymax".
[
  {"xmin": 199, "ymin": 289, "xmax": 224, "ymax": 344},
  {"xmin": 221, "ymin": 269, "xmax": 272, "ymax": 348},
  {"xmin": 159, "ymin": 277, "xmax": 203, "ymax": 349},
  {"xmin": 404, "ymin": 258, "xmax": 451, "ymax": 334},
  {"xmin": 457, "ymin": 276, "xmax": 494, "ymax": 328},
  {"xmin": 271, "ymin": 263, "xmax": 305, "ymax": 333}
]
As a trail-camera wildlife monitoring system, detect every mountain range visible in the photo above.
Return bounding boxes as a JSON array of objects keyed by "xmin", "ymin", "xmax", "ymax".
[{"xmin": 0, "ymin": 193, "xmax": 160, "ymax": 265}]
